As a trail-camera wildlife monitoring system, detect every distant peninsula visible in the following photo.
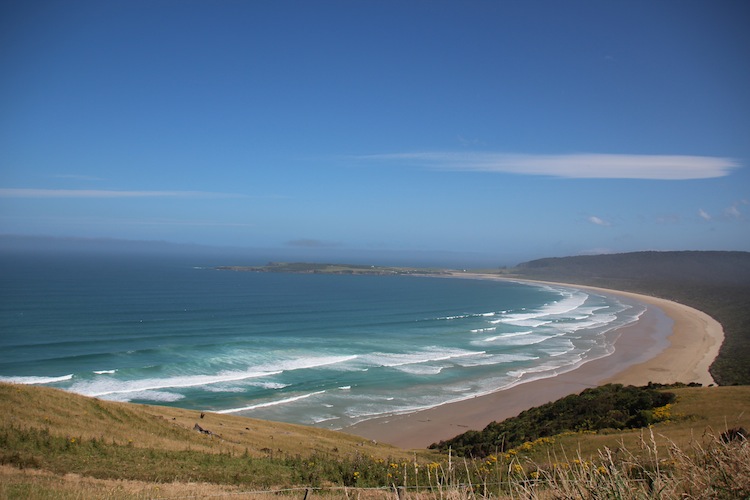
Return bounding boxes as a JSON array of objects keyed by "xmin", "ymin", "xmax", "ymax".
[{"xmin": 215, "ymin": 261, "xmax": 452, "ymax": 276}]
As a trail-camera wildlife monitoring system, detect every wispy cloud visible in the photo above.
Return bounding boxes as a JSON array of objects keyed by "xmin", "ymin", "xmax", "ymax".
[
  {"xmin": 698, "ymin": 200, "xmax": 748, "ymax": 221},
  {"xmin": 725, "ymin": 206, "xmax": 741, "ymax": 218},
  {"xmin": 588, "ymin": 216, "xmax": 611, "ymax": 226},
  {"xmin": 354, "ymin": 152, "xmax": 739, "ymax": 180},
  {"xmin": 724, "ymin": 200, "xmax": 748, "ymax": 219},
  {"xmin": 0, "ymin": 188, "xmax": 245, "ymax": 199}
]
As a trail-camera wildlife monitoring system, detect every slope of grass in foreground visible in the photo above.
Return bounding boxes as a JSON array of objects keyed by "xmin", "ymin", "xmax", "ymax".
[
  {"xmin": 0, "ymin": 383, "xmax": 438, "ymax": 483},
  {"xmin": 2, "ymin": 383, "xmax": 749, "ymax": 498}
]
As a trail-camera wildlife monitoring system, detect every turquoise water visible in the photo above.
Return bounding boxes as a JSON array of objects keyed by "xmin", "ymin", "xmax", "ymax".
[{"xmin": 0, "ymin": 252, "xmax": 645, "ymax": 429}]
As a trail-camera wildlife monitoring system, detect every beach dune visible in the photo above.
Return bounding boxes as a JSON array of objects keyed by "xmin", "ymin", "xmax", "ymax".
[{"xmin": 345, "ymin": 277, "xmax": 724, "ymax": 449}]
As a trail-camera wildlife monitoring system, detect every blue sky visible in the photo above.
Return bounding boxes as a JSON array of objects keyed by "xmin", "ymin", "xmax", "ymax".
[{"xmin": 1, "ymin": 1, "xmax": 749, "ymax": 265}]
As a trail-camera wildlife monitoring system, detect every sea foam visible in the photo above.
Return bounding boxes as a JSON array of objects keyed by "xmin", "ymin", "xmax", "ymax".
[
  {"xmin": 0, "ymin": 374, "xmax": 73, "ymax": 385},
  {"xmin": 216, "ymin": 390, "xmax": 327, "ymax": 414}
]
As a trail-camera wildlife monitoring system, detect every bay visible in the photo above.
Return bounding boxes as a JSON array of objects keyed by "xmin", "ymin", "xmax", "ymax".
[{"xmin": 0, "ymin": 252, "xmax": 644, "ymax": 429}]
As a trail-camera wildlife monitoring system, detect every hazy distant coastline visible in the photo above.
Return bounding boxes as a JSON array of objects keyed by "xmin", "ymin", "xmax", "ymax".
[{"xmin": 215, "ymin": 261, "xmax": 452, "ymax": 276}]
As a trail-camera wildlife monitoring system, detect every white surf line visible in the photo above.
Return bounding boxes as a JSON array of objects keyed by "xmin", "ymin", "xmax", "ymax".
[{"xmin": 215, "ymin": 390, "xmax": 327, "ymax": 414}]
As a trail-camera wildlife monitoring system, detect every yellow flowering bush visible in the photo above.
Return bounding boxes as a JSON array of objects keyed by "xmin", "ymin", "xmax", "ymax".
[{"xmin": 652, "ymin": 403, "xmax": 674, "ymax": 423}]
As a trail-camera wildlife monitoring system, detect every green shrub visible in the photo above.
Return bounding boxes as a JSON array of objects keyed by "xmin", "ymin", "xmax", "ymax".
[{"xmin": 430, "ymin": 384, "xmax": 676, "ymax": 457}]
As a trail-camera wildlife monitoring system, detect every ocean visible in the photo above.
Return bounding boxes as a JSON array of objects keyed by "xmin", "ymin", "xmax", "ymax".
[{"xmin": 0, "ymin": 252, "xmax": 646, "ymax": 430}]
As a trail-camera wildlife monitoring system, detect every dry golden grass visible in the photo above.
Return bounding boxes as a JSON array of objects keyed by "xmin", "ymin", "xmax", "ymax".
[
  {"xmin": 1, "ymin": 383, "xmax": 749, "ymax": 498},
  {"xmin": 506, "ymin": 385, "xmax": 750, "ymax": 465},
  {"xmin": 0, "ymin": 464, "xmax": 265, "ymax": 499},
  {"xmin": 0, "ymin": 382, "xmax": 425, "ymax": 462}
]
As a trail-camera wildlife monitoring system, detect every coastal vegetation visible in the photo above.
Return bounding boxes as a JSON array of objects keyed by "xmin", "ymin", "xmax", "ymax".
[
  {"xmin": 2, "ymin": 382, "xmax": 748, "ymax": 498},
  {"xmin": 429, "ymin": 384, "xmax": 679, "ymax": 457}
]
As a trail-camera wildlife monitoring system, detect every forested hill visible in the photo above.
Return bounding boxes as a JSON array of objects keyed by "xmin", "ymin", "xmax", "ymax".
[
  {"xmin": 515, "ymin": 251, "xmax": 750, "ymax": 287},
  {"xmin": 508, "ymin": 251, "xmax": 750, "ymax": 386}
]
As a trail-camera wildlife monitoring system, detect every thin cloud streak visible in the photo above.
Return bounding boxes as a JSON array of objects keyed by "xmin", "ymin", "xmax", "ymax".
[
  {"xmin": 0, "ymin": 189, "xmax": 245, "ymax": 199},
  {"xmin": 356, "ymin": 152, "xmax": 739, "ymax": 180},
  {"xmin": 588, "ymin": 216, "xmax": 611, "ymax": 226},
  {"xmin": 725, "ymin": 206, "xmax": 741, "ymax": 218},
  {"xmin": 724, "ymin": 199, "xmax": 748, "ymax": 219}
]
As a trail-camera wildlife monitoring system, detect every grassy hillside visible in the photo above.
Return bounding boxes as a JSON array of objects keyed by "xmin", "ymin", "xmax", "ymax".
[
  {"xmin": 2, "ymin": 382, "xmax": 749, "ymax": 498},
  {"xmin": 506, "ymin": 251, "xmax": 750, "ymax": 385},
  {"xmin": 0, "ymin": 382, "xmax": 440, "ymax": 496},
  {"xmin": 0, "ymin": 381, "xmax": 430, "ymax": 461}
]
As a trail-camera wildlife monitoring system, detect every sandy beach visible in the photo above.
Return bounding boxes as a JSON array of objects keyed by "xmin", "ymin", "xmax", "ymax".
[{"xmin": 345, "ymin": 275, "xmax": 724, "ymax": 449}]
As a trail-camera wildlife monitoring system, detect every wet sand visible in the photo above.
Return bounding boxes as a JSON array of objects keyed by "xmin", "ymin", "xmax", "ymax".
[{"xmin": 344, "ymin": 276, "xmax": 724, "ymax": 449}]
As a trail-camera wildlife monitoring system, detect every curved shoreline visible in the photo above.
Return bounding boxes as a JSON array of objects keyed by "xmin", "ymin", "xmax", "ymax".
[{"xmin": 344, "ymin": 274, "xmax": 724, "ymax": 449}]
